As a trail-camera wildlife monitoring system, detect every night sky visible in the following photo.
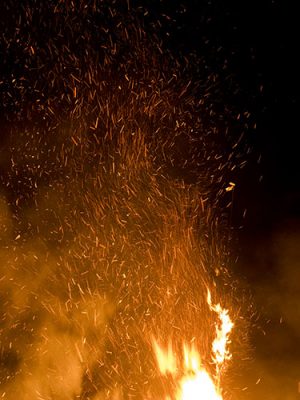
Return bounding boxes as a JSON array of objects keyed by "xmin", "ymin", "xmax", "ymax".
[
  {"xmin": 160, "ymin": 2, "xmax": 300, "ymax": 397},
  {"xmin": 182, "ymin": 1, "xmax": 300, "ymax": 398},
  {"xmin": 1, "ymin": 1, "xmax": 299, "ymax": 399}
]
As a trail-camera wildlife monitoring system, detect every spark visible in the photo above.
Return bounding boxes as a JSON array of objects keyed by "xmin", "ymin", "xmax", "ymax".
[{"xmin": 0, "ymin": 2, "xmax": 243, "ymax": 399}]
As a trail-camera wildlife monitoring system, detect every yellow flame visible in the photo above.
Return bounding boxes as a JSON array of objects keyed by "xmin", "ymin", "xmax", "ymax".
[
  {"xmin": 180, "ymin": 343, "xmax": 222, "ymax": 400},
  {"xmin": 152, "ymin": 341, "xmax": 222, "ymax": 400},
  {"xmin": 179, "ymin": 370, "xmax": 222, "ymax": 400},
  {"xmin": 207, "ymin": 290, "xmax": 234, "ymax": 369},
  {"xmin": 151, "ymin": 290, "xmax": 233, "ymax": 399},
  {"xmin": 152, "ymin": 339, "xmax": 177, "ymax": 375}
]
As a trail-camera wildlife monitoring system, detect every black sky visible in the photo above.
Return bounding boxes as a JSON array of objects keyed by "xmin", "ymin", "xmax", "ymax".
[
  {"xmin": 1, "ymin": 1, "xmax": 299, "ymax": 399},
  {"xmin": 134, "ymin": 1, "xmax": 300, "ymax": 397},
  {"xmin": 174, "ymin": 1, "xmax": 300, "ymax": 398}
]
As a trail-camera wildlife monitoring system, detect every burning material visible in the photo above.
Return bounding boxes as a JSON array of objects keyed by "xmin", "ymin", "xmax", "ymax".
[
  {"xmin": 207, "ymin": 290, "xmax": 234, "ymax": 374},
  {"xmin": 151, "ymin": 290, "xmax": 233, "ymax": 400},
  {"xmin": 153, "ymin": 341, "xmax": 222, "ymax": 400}
]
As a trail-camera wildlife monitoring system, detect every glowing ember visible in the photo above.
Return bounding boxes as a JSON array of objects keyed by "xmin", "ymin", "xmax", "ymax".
[{"xmin": 152, "ymin": 290, "xmax": 233, "ymax": 399}]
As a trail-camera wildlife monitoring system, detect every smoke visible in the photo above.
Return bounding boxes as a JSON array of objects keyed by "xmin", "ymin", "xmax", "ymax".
[
  {"xmin": 0, "ymin": 190, "xmax": 111, "ymax": 399},
  {"xmin": 257, "ymin": 223, "xmax": 300, "ymax": 400},
  {"xmin": 233, "ymin": 219, "xmax": 300, "ymax": 400},
  {"xmin": 0, "ymin": 2, "xmax": 247, "ymax": 399}
]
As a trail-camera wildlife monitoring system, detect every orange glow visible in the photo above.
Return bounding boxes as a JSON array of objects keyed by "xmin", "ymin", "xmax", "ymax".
[{"xmin": 152, "ymin": 290, "xmax": 233, "ymax": 399}]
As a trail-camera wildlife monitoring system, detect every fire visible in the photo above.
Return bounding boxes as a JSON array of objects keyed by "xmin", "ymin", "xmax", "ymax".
[
  {"xmin": 152, "ymin": 290, "xmax": 233, "ymax": 399},
  {"xmin": 207, "ymin": 290, "xmax": 234, "ymax": 371}
]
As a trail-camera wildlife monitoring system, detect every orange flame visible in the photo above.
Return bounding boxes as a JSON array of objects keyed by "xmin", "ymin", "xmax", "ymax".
[
  {"xmin": 151, "ymin": 290, "xmax": 233, "ymax": 399},
  {"xmin": 207, "ymin": 290, "xmax": 234, "ymax": 370}
]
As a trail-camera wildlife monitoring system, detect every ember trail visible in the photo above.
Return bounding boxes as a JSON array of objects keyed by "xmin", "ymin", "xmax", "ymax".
[{"xmin": 0, "ymin": 2, "xmax": 245, "ymax": 399}]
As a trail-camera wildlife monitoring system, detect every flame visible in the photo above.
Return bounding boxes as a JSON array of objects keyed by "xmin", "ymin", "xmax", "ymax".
[
  {"xmin": 153, "ymin": 339, "xmax": 177, "ymax": 375},
  {"xmin": 207, "ymin": 290, "xmax": 234, "ymax": 371},
  {"xmin": 151, "ymin": 290, "xmax": 233, "ymax": 399}
]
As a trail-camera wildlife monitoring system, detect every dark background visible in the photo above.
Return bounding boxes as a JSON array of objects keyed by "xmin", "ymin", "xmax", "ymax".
[
  {"xmin": 141, "ymin": 0, "xmax": 300, "ymax": 399},
  {"xmin": 174, "ymin": 1, "xmax": 300, "ymax": 399},
  {"xmin": 171, "ymin": 0, "xmax": 300, "ymax": 399},
  {"xmin": 142, "ymin": 0, "xmax": 300, "ymax": 398},
  {"xmin": 1, "ymin": 1, "xmax": 299, "ymax": 399}
]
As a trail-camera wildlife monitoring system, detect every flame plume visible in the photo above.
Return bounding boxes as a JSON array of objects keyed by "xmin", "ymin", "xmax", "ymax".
[
  {"xmin": 152, "ymin": 290, "xmax": 233, "ymax": 400},
  {"xmin": 207, "ymin": 290, "xmax": 234, "ymax": 374}
]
